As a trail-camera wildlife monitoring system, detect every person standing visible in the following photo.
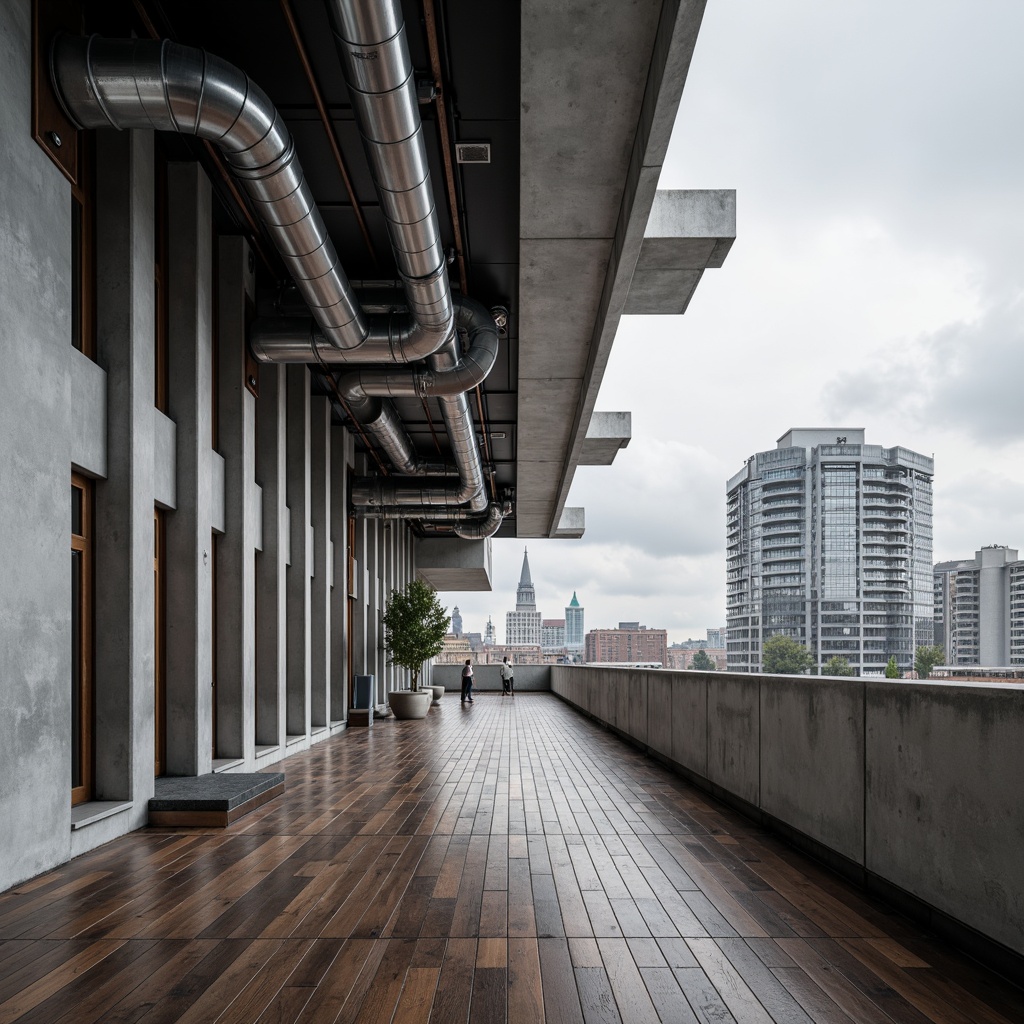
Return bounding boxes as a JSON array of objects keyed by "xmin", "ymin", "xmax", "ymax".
[
  {"xmin": 500, "ymin": 655, "xmax": 515, "ymax": 696},
  {"xmin": 461, "ymin": 659, "xmax": 475, "ymax": 703}
]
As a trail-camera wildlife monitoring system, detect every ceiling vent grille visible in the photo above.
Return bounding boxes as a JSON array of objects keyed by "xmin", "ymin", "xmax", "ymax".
[{"xmin": 456, "ymin": 142, "xmax": 490, "ymax": 164}]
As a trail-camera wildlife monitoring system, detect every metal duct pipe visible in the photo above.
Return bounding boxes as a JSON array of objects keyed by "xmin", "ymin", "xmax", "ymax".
[
  {"xmin": 361, "ymin": 500, "xmax": 511, "ymax": 541},
  {"xmin": 325, "ymin": 0, "xmax": 450, "ymax": 335},
  {"xmin": 49, "ymin": 34, "xmax": 450, "ymax": 364},
  {"xmin": 348, "ymin": 299, "xmax": 497, "ymax": 512},
  {"xmin": 337, "ymin": 298, "xmax": 498, "ymax": 402}
]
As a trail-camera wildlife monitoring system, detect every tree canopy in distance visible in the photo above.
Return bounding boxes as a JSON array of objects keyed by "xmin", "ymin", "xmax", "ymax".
[
  {"xmin": 914, "ymin": 645, "xmax": 945, "ymax": 680},
  {"xmin": 691, "ymin": 649, "xmax": 716, "ymax": 671},
  {"xmin": 823, "ymin": 655, "xmax": 854, "ymax": 677},
  {"xmin": 762, "ymin": 635, "xmax": 815, "ymax": 675}
]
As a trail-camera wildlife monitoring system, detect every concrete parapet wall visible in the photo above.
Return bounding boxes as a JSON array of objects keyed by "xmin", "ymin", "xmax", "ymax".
[
  {"xmin": 551, "ymin": 666, "xmax": 1024, "ymax": 963},
  {"xmin": 432, "ymin": 664, "xmax": 552, "ymax": 692}
]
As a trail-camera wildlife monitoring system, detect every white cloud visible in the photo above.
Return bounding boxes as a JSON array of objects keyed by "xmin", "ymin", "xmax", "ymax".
[{"xmin": 447, "ymin": 0, "xmax": 1024, "ymax": 644}]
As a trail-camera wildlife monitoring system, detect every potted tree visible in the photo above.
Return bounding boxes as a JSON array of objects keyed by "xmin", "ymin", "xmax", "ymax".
[{"xmin": 382, "ymin": 579, "xmax": 450, "ymax": 719}]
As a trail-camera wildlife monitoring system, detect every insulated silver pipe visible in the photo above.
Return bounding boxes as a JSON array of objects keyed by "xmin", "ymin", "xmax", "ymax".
[
  {"xmin": 50, "ymin": 34, "xmax": 449, "ymax": 363},
  {"xmin": 348, "ymin": 299, "xmax": 497, "ymax": 512},
  {"xmin": 361, "ymin": 500, "xmax": 510, "ymax": 541}
]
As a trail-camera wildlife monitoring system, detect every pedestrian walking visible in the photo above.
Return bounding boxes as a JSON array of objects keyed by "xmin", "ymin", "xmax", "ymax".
[
  {"xmin": 461, "ymin": 659, "xmax": 475, "ymax": 703},
  {"xmin": 500, "ymin": 656, "xmax": 515, "ymax": 696}
]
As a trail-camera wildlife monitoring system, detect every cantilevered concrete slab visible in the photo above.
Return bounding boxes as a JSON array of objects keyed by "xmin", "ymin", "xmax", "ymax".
[
  {"xmin": 516, "ymin": 0, "xmax": 730, "ymax": 538},
  {"xmin": 554, "ymin": 507, "xmax": 586, "ymax": 539},
  {"xmin": 580, "ymin": 411, "xmax": 632, "ymax": 466},
  {"xmin": 625, "ymin": 189, "xmax": 736, "ymax": 314},
  {"xmin": 416, "ymin": 537, "xmax": 493, "ymax": 592}
]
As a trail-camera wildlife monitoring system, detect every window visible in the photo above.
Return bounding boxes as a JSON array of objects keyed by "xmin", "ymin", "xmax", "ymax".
[{"xmin": 71, "ymin": 475, "xmax": 93, "ymax": 804}]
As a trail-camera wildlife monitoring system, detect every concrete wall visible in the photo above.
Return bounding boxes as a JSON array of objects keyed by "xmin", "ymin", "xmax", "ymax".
[
  {"xmin": 551, "ymin": 666, "xmax": 1024, "ymax": 961},
  {"xmin": 0, "ymin": 0, "xmax": 423, "ymax": 890},
  {"xmin": 433, "ymin": 663, "xmax": 552, "ymax": 692}
]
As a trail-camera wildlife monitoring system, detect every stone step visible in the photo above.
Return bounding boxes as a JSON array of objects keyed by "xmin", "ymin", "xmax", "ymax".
[{"xmin": 148, "ymin": 772, "xmax": 284, "ymax": 827}]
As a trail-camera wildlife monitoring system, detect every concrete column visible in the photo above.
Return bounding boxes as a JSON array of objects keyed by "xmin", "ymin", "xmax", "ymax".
[
  {"xmin": 92, "ymin": 129, "xmax": 155, "ymax": 802},
  {"xmin": 164, "ymin": 162, "xmax": 214, "ymax": 777},
  {"xmin": 371, "ymin": 521, "xmax": 384, "ymax": 703},
  {"xmin": 0, "ymin": 0, "xmax": 78, "ymax": 885},
  {"xmin": 352, "ymin": 513, "xmax": 368, "ymax": 678},
  {"xmin": 255, "ymin": 364, "xmax": 286, "ymax": 748},
  {"xmin": 310, "ymin": 396, "xmax": 331, "ymax": 729},
  {"xmin": 329, "ymin": 425, "xmax": 349, "ymax": 723},
  {"xmin": 286, "ymin": 365, "xmax": 311, "ymax": 737},
  {"xmin": 215, "ymin": 237, "xmax": 257, "ymax": 762}
]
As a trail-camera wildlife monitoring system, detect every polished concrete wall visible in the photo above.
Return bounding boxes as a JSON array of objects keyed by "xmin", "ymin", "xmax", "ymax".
[{"xmin": 551, "ymin": 666, "xmax": 1024, "ymax": 960}]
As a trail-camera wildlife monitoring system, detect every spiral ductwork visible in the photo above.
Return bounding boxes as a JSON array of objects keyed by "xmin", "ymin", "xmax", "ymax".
[{"xmin": 51, "ymin": 8, "xmax": 507, "ymax": 540}]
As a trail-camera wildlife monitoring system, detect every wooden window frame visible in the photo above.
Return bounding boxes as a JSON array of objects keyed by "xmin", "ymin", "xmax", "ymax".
[{"xmin": 71, "ymin": 473, "xmax": 93, "ymax": 805}]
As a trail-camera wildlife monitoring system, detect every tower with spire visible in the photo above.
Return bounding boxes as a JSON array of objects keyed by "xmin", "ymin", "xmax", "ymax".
[
  {"xmin": 506, "ymin": 547, "xmax": 543, "ymax": 646},
  {"xmin": 565, "ymin": 591, "xmax": 585, "ymax": 649},
  {"xmin": 451, "ymin": 606, "xmax": 463, "ymax": 637},
  {"xmin": 484, "ymin": 616, "xmax": 496, "ymax": 646}
]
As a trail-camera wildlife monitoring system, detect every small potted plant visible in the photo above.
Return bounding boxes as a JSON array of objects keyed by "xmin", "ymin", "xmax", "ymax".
[{"xmin": 382, "ymin": 579, "xmax": 450, "ymax": 720}]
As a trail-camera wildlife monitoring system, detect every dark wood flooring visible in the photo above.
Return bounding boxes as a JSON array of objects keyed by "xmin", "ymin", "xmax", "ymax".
[{"xmin": 1, "ymin": 693, "xmax": 1021, "ymax": 1023}]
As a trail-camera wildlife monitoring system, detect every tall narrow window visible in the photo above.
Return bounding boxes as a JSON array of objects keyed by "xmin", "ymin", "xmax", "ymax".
[
  {"xmin": 70, "ymin": 137, "xmax": 95, "ymax": 359},
  {"xmin": 71, "ymin": 475, "xmax": 93, "ymax": 804}
]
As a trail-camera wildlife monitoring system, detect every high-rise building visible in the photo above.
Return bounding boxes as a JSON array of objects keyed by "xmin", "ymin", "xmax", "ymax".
[
  {"xmin": 934, "ymin": 546, "xmax": 1024, "ymax": 666},
  {"xmin": 706, "ymin": 627, "xmax": 727, "ymax": 648},
  {"xmin": 506, "ymin": 548, "xmax": 542, "ymax": 645},
  {"xmin": 451, "ymin": 606, "xmax": 463, "ymax": 637},
  {"xmin": 727, "ymin": 428, "xmax": 934, "ymax": 676},
  {"xmin": 484, "ymin": 617, "xmax": 497, "ymax": 647},
  {"xmin": 542, "ymin": 619, "xmax": 566, "ymax": 649},
  {"xmin": 565, "ymin": 592, "xmax": 585, "ymax": 649},
  {"xmin": 585, "ymin": 625, "xmax": 668, "ymax": 665}
]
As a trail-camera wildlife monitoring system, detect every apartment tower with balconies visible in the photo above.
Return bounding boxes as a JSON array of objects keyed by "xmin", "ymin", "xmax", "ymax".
[{"xmin": 726, "ymin": 428, "xmax": 934, "ymax": 675}]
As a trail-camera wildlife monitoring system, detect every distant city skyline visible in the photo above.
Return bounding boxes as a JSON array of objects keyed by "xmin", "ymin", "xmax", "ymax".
[{"xmin": 436, "ymin": 0, "xmax": 1024, "ymax": 646}]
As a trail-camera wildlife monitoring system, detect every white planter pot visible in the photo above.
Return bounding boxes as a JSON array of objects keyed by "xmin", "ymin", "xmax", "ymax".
[
  {"xmin": 387, "ymin": 690, "xmax": 432, "ymax": 720},
  {"xmin": 430, "ymin": 684, "xmax": 445, "ymax": 705}
]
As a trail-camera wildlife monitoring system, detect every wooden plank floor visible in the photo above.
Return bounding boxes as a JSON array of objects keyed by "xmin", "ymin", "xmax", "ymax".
[{"xmin": 1, "ymin": 693, "xmax": 1021, "ymax": 1023}]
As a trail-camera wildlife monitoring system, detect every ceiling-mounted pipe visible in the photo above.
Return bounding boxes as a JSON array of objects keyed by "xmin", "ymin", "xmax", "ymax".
[
  {"xmin": 49, "ymin": 34, "xmax": 449, "ymax": 364},
  {"xmin": 51, "ymin": 24, "xmax": 506, "ymax": 538},
  {"xmin": 362, "ymin": 500, "xmax": 510, "ymax": 541}
]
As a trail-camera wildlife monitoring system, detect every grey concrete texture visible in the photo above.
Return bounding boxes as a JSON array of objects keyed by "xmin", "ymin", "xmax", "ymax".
[
  {"xmin": 580, "ymin": 411, "xmax": 631, "ymax": 466},
  {"xmin": 164, "ymin": 162, "xmax": 214, "ymax": 778},
  {"xmin": 0, "ymin": 0, "xmax": 77, "ymax": 891},
  {"xmin": 433, "ymin": 664, "xmax": 552, "ymax": 692},
  {"xmin": 215, "ymin": 237, "xmax": 258, "ymax": 762},
  {"xmin": 150, "ymin": 772, "xmax": 283, "ymax": 811},
  {"xmin": 93, "ymin": 128, "xmax": 156, "ymax": 807},
  {"xmin": 70, "ymin": 350, "xmax": 107, "ymax": 478},
  {"xmin": 865, "ymin": 681, "xmax": 1024, "ymax": 955},
  {"xmin": 552, "ymin": 666, "xmax": 1024, "ymax": 958},
  {"xmin": 760, "ymin": 677, "xmax": 864, "ymax": 864},
  {"xmin": 706, "ymin": 673, "xmax": 760, "ymax": 806},
  {"xmin": 416, "ymin": 536, "xmax": 493, "ymax": 592}
]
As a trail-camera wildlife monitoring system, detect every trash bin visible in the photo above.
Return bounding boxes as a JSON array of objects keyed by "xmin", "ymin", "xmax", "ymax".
[{"xmin": 350, "ymin": 674, "xmax": 375, "ymax": 727}]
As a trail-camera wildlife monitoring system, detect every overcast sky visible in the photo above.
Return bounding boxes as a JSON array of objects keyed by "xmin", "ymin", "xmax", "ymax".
[{"xmin": 446, "ymin": 0, "xmax": 1024, "ymax": 644}]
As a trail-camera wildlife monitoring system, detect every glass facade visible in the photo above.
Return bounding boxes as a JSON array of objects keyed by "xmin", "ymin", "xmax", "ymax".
[{"xmin": 727, "ymin": 435, "xmax": 934, "ymax": 675}]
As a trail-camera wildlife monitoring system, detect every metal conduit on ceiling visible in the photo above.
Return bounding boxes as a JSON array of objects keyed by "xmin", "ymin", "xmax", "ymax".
[{"xmin": 50, "ymin": 2, "xmax": 506, "ymax": 539}]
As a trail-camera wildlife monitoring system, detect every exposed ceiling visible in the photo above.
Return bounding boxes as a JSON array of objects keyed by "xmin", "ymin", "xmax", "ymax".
[{"xmin": 89, "ymin": 0, "xmax": 731, "ymax": 544}]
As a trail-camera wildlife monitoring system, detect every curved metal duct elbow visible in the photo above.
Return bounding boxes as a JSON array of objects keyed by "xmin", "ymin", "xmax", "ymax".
[
  {"xmin": 49, "ymin": 34, "xmax": 450, "ymax": 364},
  {"xmin": 361, "ymin": 501, "xmax": 510, "ymax": 540},
  {"xmin": 337, "ymin": 298, "xmax": 498, "ymax": 403}
]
